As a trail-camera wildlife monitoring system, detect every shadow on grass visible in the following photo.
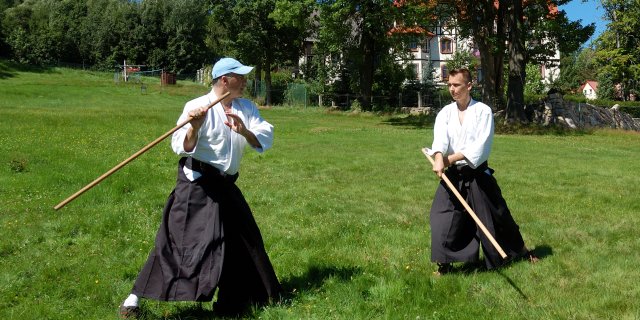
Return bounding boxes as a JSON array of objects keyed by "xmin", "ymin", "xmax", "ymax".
[
  {"xmin": 279, "ymin": 264, "xmax": 362, "ymax": 303},
  {"xmin": 494, "ymin": 245, "xmax": 554, "ymax": 301},
  {"xmin": 0, "ymin": 59, "xmax": 58, "ymax": 79},
  {"xmin": 495, "ymin": 121, "xmax": 594, "ymax": 136},
  {"xmin": 137, "ymin": 264, "xmax": 362, "ymax": 319},
  {"xmin": 381, "ymin": 114, "xmax": 436, "ymax": 130},
  {"xmin": 381, "ymin": 112, "xmax": 595, "ymax": 136},
  {"xmin": 442, "ymin": 244, "xmax": 553, "ymax": 300}
]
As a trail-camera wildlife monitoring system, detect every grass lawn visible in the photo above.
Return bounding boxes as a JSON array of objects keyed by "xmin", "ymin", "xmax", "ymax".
[{"xmin": 1, "ymin": 60, "xmax": 639, "ymax": 319}]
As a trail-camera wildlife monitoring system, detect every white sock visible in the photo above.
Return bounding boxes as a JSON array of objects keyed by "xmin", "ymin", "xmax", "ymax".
[{"xmin": 123, "ymin": 294, "xmax": 139, "ymax": 307}]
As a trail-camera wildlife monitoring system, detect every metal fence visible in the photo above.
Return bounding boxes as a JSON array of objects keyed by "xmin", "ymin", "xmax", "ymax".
[{"xmin": 246, "ymin": 81, "xmax": 453, "ymax": 110}]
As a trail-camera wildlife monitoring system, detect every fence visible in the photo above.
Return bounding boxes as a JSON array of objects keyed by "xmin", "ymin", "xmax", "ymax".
[{"xmin": 245, "ymin": 80, "xmax": 452, "ymax": 110}]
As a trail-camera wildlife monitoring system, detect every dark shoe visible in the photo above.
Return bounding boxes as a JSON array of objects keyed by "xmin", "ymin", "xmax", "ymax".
[
  {"xmin": 433, "ymin": 263, "xmax": 452, "ymax": 276},
  {"xmin": 523, "ymin": 250, "xmax": 540, "ymax": 263},
  {"xmin": 119, "ymin": 305, "xmax": 140, "ymax": 319},
  {"xmin": 514, "ymin": 250, "xmax": 539, "ymax": 263}
]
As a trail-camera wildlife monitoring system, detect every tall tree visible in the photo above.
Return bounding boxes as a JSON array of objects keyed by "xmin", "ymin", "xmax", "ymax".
[
  {"xmin": 208, "ymin": 0, "xmax": 314, "ymax": 106},
  {"xmin": 556, "ymin": 47, "xmax": 598, "ymax": 94},
  {"xmin": 433, "ymin": 0, "xmax": 592, "ymax": 119},
  {"xmin": 442, "ymin": 0, "xmax": 507, "ymax": 110},
  {"xmin": 316, "ymin": 0, "xmax": 433, "ymax": 110},
  {"xmin": 506, "ymin": 0, "xmax": 593, "ymax": 121},
  {"xmin": 595, "ymin": 0, "xmax": 640, "ymax": 100},
  {"xmin": 505, "ymin": 0, "xmax": 526, "ymax": 122}
]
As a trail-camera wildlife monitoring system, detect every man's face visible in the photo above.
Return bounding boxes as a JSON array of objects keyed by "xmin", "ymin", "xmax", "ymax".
[
  {"xmin": 447, "ymin": 73, "xmax": 472, "ymax": 102},
  {"xmin": 223, "ymin": 73, "xmax": 247, "ymax": 97}
]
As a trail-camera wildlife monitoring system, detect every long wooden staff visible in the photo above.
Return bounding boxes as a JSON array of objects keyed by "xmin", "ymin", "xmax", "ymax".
[
  {"xmin": 421, "ymin": 148, "xmax": 507, "ymax": 259},
  {"xmin": 54, "ymin": 91, "xmax": 231, "ymax": 210}
]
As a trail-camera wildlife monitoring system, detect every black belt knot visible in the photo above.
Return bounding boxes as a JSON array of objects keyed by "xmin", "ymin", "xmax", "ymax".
[{"xmin": 447, "ymin": 161, "xmax": 489, "ymax": 179}]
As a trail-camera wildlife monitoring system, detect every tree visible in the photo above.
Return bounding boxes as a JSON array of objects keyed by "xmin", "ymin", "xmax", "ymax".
[
  {"xmin": 556, "ymin": 47, "xmax": 598, "ymax": 94},
  {"xmin": 504, "ymin": 0, "xmax": 593, "ymax": 122},
  {"xmin": 2, "ymin": 0, "xmax": 66, "ymax": 65},
  {"xmin": 441, "ymin": 0, "xmax": 507, "ymax": 110},
  {"xmin": 433, "ymin": 0, "xmax": 592, "ymax": 122},
  {"xmin": 524, "ymin": 63, "xmax": 546, "ymax": 95},
  {"xmin": 505, "ymin": 0, "xmax": 526, "ymax": 122},
  {"xmin": 595, "ymin": 0, "xmax": 640, "ymax": 100},
  {"xmin": 446, "ymin": 49, "xmax": 478, "ymax": 71},
  {"xmin": 208, "ymin": 0, "xmax": 314, "ymax": 106},
  {"xmin": 315, "ymin": 0, "xmax": 433, "ymax": 110}
]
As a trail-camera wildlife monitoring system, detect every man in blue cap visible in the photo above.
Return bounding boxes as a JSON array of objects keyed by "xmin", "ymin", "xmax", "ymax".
[{"xmin": 119, "ymin": 57, "xmax": 280, "ymax": 318}]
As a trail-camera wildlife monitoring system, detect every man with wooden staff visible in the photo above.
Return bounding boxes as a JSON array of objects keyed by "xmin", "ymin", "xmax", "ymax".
[
  {"xmin": 119, "ymin": 57, "xmax": 280, "ymax": 318},
  {"xmin": 426, "ymin": 68, "xmax": 538, "ymax": 276}
]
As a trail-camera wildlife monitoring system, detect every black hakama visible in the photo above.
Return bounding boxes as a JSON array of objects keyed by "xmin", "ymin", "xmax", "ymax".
[
  {"xmin": 429, "ymin": 162, "xmax": 525, "ymax": 269},
  {"xmin": 131, "ymin": 157, "xmax": 281, "ymax": 307}
]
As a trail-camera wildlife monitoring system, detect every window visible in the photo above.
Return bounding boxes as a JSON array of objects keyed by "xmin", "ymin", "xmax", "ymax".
[
  {"xmin": 441, "ymin": 65, "xmax": 448, "ymax": 81},
  {"xmin": 422, "ymin": 39, "xmax": 430, "ymax": 53},
  {"xmin": 440, "ymin": 38, "xmax": 452, "ymax": 54},
  {"xmin": 409, "ymin": 40, "xmax": 418, "ymax": 52}
]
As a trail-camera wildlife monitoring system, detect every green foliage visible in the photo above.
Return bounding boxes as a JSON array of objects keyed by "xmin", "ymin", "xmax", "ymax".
[
  {"xmin": 268, "ymin": 69, "xmax": 296, "ymax": 105},
  {"xmin": 619, "ymin": 105, "xmax": 640, "ymax": 117},
  {"xmin": 446, "ymin": 50, "xmax": 479, "ymax": 71},
  {"xmin": 314, "ymin": 0, "xmax": 435, "ymax": 110},
  {"xmin": 594, "ymin": 0, "xmax": 640, "ymax": 101},
  {"xmin": 524, "ymin": 63, "xmax": 546, "ymax": 95},
  {"xmin": 596, "ymin": 71, "xmax": 616, "ymax": 100},
  {"xmin": 1, "ymin": 0, "xmax": 212, "ymax": 73},
  {"xmin": 556, "ymin": 48, "xmax": 599, "ymax": 94},
  {"xmin": 208, "ymin": 0, "xmax": 313, "ymax": 105}
]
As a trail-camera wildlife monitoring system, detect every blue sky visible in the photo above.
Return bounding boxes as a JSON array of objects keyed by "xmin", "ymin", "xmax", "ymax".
[{"xmin": 558, "ymin": 0, "xmax": 608, "ymax": 46}]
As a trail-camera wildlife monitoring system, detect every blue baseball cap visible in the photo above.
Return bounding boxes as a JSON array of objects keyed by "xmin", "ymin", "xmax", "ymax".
[{"xmin": 211, "ymin": 57, "xmax": 254, "ymax": 79}]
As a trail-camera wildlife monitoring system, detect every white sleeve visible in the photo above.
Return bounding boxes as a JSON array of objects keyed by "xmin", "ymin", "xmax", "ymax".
[
  {"xmin": 430, "ymin": 106, "xmax": 450, "ymax": 155},
  {"xmin": 245, "ymin": 102, "xmax": 274, "ymax": 153},
  {"xmin": 171, "ymin": 102, "xmax": 198, "ymax": 156},
  {"xmin": 460, "ymin": 107, "xmax": 494, "ymax": 168}
]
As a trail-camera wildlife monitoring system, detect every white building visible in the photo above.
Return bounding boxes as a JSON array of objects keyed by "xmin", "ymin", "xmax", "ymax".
[
  {"xmin": 396, "ymin": 23, "xmax": 560, "ymax": 86},
  {"xmin": 580, "ymin": 80, "xmax": 598, "ymax": 100}
]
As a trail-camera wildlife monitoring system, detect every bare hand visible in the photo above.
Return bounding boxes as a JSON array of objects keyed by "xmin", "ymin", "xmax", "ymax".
[
  {"xmin": 224, "ymin": 112, "xmax": 247, "ymax": 135},
  {"xmin": 432, "ymin": 153, "xmax": 445, "ymax": 178},
  {"xmin": 188, "ymin": 107, "xmax": 207, "ymax": 129}
]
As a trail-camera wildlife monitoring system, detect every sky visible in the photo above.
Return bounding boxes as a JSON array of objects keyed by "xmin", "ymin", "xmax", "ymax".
[{"xmin": 558, "ymin": 0, "xmax": 608, "ymax": 47}]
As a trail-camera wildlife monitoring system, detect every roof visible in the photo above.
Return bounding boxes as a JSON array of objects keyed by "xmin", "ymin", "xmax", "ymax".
[
  {"xmin": 387, "ymin": 25, "xmax": 435, "ymax": 37},
  {"xmin": 579, "ymin": 80, "xmax": 599, "ymax": 92}
]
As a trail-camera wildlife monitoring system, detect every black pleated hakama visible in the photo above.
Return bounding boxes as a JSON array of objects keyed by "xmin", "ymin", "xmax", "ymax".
[
  {"xmin": 132, "ymin": 157, "xmax": 281, "ymax": 308},
  {"xmin": 429, "ymin": 162, "xmax": 526, "ymax": 269}
]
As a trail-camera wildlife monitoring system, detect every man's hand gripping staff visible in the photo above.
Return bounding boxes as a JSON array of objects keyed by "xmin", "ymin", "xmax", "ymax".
[{"xmin": 422, "ymin": 148, "xmax": 508, "ymax": 259}]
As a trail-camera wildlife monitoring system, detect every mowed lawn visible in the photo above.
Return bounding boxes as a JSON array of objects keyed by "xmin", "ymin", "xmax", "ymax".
[{"xmin": 1, "ymin": 61, "xmax": 639, "ymax": 319}]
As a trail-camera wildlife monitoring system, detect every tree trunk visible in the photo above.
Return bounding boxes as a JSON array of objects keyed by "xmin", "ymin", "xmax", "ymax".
[
  {"xmin": 254, "ymin": 62, "xmax": 262, "ymax": 99},
  {"xmin": 477, "ymin": 43, "xmax": 505, "ymax": 110},
  {"xmin": 463, "ymin": 0, "xmax": 506, "ymax": 111},
  {"xmin": 264, "ymin": 52, "xmax": 273, "ymax": 106},
  {"xmin": 359, "ymin": 34, "xmax": 374, "ymax": 111},
  {"xmin": 505, "ymin": 0, "xmax": 527, "ymax": 123}
]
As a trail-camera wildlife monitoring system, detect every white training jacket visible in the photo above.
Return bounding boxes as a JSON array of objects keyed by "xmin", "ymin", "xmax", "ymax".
[
  {"xmin": 171, "ymin": 90, "xmax": 274, "ymax": 179},
  {"xmin": 429, "ymin": 99, "xmax": 494, "ymax": 169}
]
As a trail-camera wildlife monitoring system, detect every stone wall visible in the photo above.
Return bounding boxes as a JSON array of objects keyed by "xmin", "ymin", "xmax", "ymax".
[{"xmin": 533, "ymin": 93, "xmax": 640, "ymax": 131}]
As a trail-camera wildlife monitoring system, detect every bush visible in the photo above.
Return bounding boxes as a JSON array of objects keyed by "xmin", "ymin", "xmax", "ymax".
[{"xmin": 619, "ymin": 106, "xmax": 640, "ymax": 118}]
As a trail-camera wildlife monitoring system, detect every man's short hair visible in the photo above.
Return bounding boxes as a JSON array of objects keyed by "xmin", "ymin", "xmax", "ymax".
[{"xmin": 449, "ymin": 68, "xmax": 472, "ymax": 84}]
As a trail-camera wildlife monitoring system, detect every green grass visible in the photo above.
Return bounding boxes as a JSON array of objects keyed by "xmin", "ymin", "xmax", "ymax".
[{"xmin": 1, "ymin": 60, "xmax": 640, "ymax": 319}]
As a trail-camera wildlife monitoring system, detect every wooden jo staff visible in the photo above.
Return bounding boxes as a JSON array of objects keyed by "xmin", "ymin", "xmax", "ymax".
[
  {"xmin": 421, "ymin": 148, "xmax": 507, "ymax": 259},
  {"xmin": 54, "ymin": 91, "xmax": 231, "ymax": 210}
]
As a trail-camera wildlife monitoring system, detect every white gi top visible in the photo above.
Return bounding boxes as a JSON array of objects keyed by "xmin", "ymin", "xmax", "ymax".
[
  {"xmin": 430, "ymin": 99, "xmax": 494, "ymax": 169},
  {"xmin": 171, "ymin": 90, "xmax": 274, "ymax": 180}
]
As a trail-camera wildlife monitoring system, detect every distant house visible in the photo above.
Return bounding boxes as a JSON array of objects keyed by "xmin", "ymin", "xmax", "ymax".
[{"xmin": 580, "ymin": 80, "xmax": 598, "ymax": 100}]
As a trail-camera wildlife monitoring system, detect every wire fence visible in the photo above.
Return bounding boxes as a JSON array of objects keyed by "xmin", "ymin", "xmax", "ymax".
[
  {"xmin": 47, "ymin": 61, "xmax": 452, "ymax": 109},
  {"xmin": 245, "ymin": 81, "xmax": 453, "ymax": 110}
]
